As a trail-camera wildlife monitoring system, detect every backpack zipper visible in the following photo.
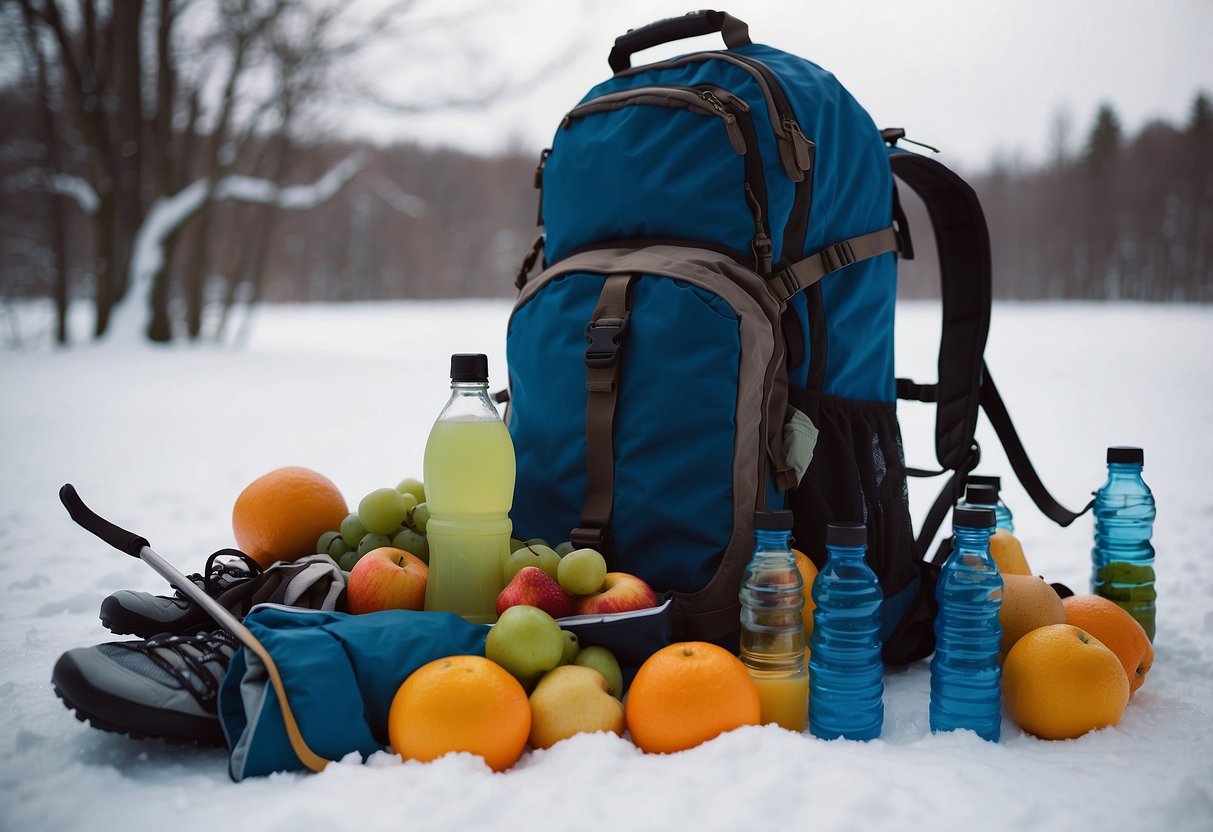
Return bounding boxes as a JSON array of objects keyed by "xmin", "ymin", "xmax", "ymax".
[
  {"xmin": 612, "ymin": 52, "xmax": 816, "ymax": 271},
  {"xmin": 562, "ymin": 86, "xmax": 748, "ymax": 154},
  {"xmin": 560, "ymin": 84, "xmax": 772, "ymax": 274}
]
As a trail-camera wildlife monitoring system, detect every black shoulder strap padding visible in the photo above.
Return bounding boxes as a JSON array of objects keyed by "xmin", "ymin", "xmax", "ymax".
[
  {"xmin": 980, "ymin": 362, "xmax": 1095, "ymax": 526},
  {"xmin": 890, "ymin": 150, "xmax": 991, "ymax": 471}
]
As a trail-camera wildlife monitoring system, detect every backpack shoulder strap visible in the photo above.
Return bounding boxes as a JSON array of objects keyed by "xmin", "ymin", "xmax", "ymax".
[
  {"xmin": 885, "ymin": 136, "xmax": 1093, "ymax": 555},
  {"xmin": 887, "ymin": 145, "xmax": 991, "ymax": 473}
]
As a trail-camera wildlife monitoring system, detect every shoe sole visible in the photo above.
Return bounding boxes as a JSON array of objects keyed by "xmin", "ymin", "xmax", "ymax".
[{"xmin": 52, "ymin": 652, "xmax": 225, "ymax": 747}]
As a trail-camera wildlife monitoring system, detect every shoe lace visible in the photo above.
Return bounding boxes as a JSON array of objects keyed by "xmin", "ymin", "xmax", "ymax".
[
  {"xmin": 172, "ymin": 549, "xmax": 263, "ymax": 601},
  {"xmin": 134, "ymin": 630, "xmax": 240, "ymax": 712}
]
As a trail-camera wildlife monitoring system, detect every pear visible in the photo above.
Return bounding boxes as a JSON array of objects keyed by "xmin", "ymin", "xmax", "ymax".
[
  {"xmin": 998, "ymin": 573, "xmax": 1066, "ymax": 660},
  {"xmin": 528, "ymin": 665, "xmax": 625, "ymax": 750},
  {"xmin": 496, "ymin": 566, "xmax": 575, "ymax": 619}
]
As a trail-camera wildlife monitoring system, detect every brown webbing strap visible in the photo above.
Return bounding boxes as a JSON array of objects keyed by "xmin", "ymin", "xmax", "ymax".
[
  {"xmin": 571, "ymin": 274, "xmax": 634, "ymax": 555},
  {"xmin": 766, "ymin": 226, "xmax": 899, "ymax": 301}
]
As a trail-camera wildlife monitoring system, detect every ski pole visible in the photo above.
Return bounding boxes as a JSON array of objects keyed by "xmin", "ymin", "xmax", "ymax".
[{"xmin": 58, "ymin": 483, "xmax": 332, "ymax": 773}]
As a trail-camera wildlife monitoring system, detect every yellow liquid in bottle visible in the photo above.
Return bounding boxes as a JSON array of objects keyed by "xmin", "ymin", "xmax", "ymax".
[
  {"xmin": 423, "ymin": 417, "xmax": 516, "ymax": 624},
  {"xmin": 750, "ymin": 671, "xmax": 809, "ymax": 732}
]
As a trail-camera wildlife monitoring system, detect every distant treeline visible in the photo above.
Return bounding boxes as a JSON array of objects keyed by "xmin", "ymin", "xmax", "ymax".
[
  {"xmin": 2, "ymin": 92, "xmax": 1210, "ymax": 320},
  {"xmin": 900, "ymin": 93, "xmax": 1213, "ymax": 302}
]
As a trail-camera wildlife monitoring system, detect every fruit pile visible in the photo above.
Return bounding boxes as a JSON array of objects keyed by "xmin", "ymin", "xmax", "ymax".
[
  {"xmin": 230, "ymin": 466, "xmax": 1157, "ymax": 777},
  {"xmin": 991, "ymin": 529, "xmax": 1153, "ymax": 740}
]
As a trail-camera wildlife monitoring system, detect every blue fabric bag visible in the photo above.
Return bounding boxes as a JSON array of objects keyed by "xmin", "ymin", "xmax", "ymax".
[{"xmin": 217, "ymin": 601, "xmax": 672, "ymax": 780}]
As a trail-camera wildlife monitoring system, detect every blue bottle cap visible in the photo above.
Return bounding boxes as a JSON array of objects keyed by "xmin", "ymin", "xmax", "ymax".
[
  {"xmin": 826, "ymin": 522, "xmax": 866, "ymax": 547},
  {"xmin": 754, "ymin": 509, "xmax": 794, "ymax": 531},
  {"xmin": 1107, "ymin": 446, "xmax": 1143, "ymax": 464}
]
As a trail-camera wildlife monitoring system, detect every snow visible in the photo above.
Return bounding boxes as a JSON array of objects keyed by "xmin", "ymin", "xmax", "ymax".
[{"xmin": 1, "ymin": 300, "xmax": 1210, "ymax": 832}]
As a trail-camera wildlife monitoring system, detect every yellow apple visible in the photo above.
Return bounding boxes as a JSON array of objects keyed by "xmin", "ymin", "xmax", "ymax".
[{"xmin": 528, "ymin": 665, "xmax": 625, "ymax": 750}]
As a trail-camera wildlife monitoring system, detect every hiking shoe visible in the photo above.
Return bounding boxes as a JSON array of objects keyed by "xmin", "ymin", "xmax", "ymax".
[
  {"xmin": 52, "ymin": 630, "xmax": 238, "ymax": 745},
  {"xmin": 100, "ymin": 550, "xmax": 346, "ymax": 637}
]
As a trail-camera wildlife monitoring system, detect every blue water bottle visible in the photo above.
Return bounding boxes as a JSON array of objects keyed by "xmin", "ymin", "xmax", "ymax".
[
  {"xmin": 930, "ymin": 506, "xmax": 1003, "ymax": 741},
  {"xmin": 809, "ymin": 522, "xmax": 883, "ymax": 741},
  {"xmin": 1092, "ymin": 446, "xmax": 1156, "ymax": 640},
  {"xmin": 964, "ymin": 475, "xmax": 1014, "ymax": 532}
]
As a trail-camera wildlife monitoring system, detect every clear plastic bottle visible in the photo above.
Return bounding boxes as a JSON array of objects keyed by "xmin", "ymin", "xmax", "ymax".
[
  {"xmin": 930, "ymin": 506, "xmax": 1003, "ymax": 741},
  {"xmin": 739, "ymin": 510, "xmax": 808, "ymax": 732},
  {"xmin": 964, "ymin": 475, "xmax": 1014, "ymax": 532},
  {"xmin": 422, "ymin": 354, "xmax": 516, "ymax": 624},
  {"xmin": 1092, "ymin": 446, "xmax": 1156, "ymax": 640},
  {"xmin": 808, "ymin": 522, "xmax": 883, "ymax": 741}
]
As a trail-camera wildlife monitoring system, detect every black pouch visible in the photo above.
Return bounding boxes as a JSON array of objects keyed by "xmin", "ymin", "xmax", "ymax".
[{"xmin": 787, "ymin": 386, "xmax": 934, "ymax": 664}]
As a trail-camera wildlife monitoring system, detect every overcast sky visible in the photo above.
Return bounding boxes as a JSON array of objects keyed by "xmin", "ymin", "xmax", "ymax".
[{"xmin": 339, "ymin": 0, "xmax": 1213, "ymax": 172}]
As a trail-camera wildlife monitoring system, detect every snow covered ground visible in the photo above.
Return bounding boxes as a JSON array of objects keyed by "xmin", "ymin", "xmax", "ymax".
[{"xmin": 1, "ymin": 300, "xmax": 1210, "ymax": 832}]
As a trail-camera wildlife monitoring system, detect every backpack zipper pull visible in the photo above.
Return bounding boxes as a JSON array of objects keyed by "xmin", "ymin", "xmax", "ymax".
[
  {"xmin": 700, "ymin": 90, "xmax": 747, "ymax": 155},
  {"xmin": 745, "ymin": 183, "xmax": 773, "ymax": 274},
  {"xmin": 781, "ymin": 115, "xmax": 813, "ymax": 175}
]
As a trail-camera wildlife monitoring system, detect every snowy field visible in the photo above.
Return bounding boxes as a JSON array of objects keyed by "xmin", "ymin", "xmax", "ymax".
[{"xmin": 1, "ymin": 299, "xmax": 1210, "ymax": 832}]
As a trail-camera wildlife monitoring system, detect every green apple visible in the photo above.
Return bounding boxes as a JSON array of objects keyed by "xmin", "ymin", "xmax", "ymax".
[
  {"xmin": 485, "ymin": 605, "xmax": 565, "ymax": 682},
  {"xmin": 559, "ymin": 630, "xmax": 580, "ymax": 665},
  {"xmin": 557, "ymin": 548, "xmax": 608, "ymax": 596},
  {"xmin": 573, "ymin": 645, "xmax": 623, "ymax": 699},
  {"xmin": 503, "ymin": 544, "xmax": 562, "ymax": 583},
  {"xmin": 528, "ymin": 665, "xmax": 624, "ymax": 750}
]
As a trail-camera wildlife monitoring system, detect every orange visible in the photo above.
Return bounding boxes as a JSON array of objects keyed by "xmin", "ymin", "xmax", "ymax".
[
  {"xmin": 231, "ymin": 466, "xmax": 348, "ymax": 568},
  {"xmin": 794, "ymin": 549, "xmax": 818, "ymax": 643},
  {"xmin": 1002, "ymin": 623, "xmax": 1129, "ymax": 740},
  {"xmin": 625, "ymin": 641, "xmax": 760, "ymax": 754},
  {"xmin": 388, "ymin": 655, "xmax": 530, "ymax": 772},
  {"xmin": 1062, "ymin": 594, "xmax": 1154, "ymax": 693},
  {"xmin": 989, "ymin": 529, "xmax": 1032, "ymax": 575}
]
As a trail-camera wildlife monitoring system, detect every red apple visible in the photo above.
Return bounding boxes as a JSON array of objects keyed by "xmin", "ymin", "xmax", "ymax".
[
  {"xmin": 497, "ymin": 566, "xmax": 575, "ymax": 619},
  {"xmin": 573, "ymin": 571, "xmax": 659, "ymax": 616},
  {"xmin": 347, "ymin": 547, "xmax": 427, "ymax": 614}
]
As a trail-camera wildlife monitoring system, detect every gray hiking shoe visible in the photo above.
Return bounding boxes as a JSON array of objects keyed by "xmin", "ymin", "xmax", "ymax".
[
  {"xmin": 52, "ymin": 630, "xmax": 238, "ymax": 745},
  {"xmin": 100, "ymin": 550, "xmax": 346, "ymax": 637}
]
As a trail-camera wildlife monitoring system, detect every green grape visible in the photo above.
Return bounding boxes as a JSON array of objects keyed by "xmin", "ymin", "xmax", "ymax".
[
  {"xmin": 358, "ymin": 488, "xmax": 408, "ymax": 534},
  {"xmin": 525, "ymin": 537, "xmax": 550, "ymax": 548},
  {"xmin": 357, "ymin": 532, "xmax": 392, "ymax": 557},
  {"xmin": 401, "ymin": 492, "xmax": 419, "ymax": 515},
  {"xmin": 337, "ymin": 549, "xmax": 362, "ymax": 572},
  {"xmin": 554, "ymin": 541, "xmax": 576, "ymax": 557},
  {"xmin": 411, "ymin": 502, "xmax": 431, "ymax": 534},
  {"xmin": 317, "ymin": 530, "xmax": 341, "ymax": 554},
  {"xmin": 340, "ymin": 513, "xmax": 367, "ymax": 544},
  {"xmin": 326, "ymin": 536, "xmax": 352, "ymax": 558},
  {"xmin": 396, "ymin": 477, "xmax": 426, "ymax": 504},
  {"xmin": 392, "ymin": 527, "xmax": 429, "ymax": 564}
]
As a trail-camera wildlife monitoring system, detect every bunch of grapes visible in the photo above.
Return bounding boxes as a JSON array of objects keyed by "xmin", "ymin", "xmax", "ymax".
[{"xmin": 316, "ymin": 478, "xmax": 429, "ymax": 572}]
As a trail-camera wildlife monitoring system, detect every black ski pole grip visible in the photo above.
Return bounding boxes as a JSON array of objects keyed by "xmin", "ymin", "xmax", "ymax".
[{"xmin": 59, "ymin": 484, "xmax": 150, "ymax": 557}]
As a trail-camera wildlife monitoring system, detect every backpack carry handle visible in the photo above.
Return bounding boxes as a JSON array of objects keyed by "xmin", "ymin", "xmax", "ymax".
[{"xmin": 608, "ymin": 10, "xmax": 751, "ymax": 73}]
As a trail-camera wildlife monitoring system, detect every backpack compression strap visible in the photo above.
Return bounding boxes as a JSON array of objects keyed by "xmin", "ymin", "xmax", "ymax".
[
  {"xmin": 571, "ymin": 274, "xmax": 636, "ymax": 556},
  {"xmin": 764, "ymin": 226, "xmax": 900, "ymax": 302}
]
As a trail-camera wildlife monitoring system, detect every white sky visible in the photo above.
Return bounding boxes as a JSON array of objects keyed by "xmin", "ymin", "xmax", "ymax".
[{"xmin": 336, "ymin": 0, "xmax": 1213, "ymax": 172}]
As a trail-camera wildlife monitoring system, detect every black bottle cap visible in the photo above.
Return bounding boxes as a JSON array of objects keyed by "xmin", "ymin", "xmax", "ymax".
[
  {"xmin": 1107, "ymin": 446, "xmax": 1144, "ymax": 464},
  {"xmin": 826, "ymin": 522, "xmax": 866, "ymax": 547},
  {"xmin": 754, "ymin": 509, "xmax": 794, "ymax": 531},
  {"xmin": 964, "ymin": 484, "xmax": 999, "ymax": 506},
  {"xmin": 450, "ymin": 353, "xmax": 489, "ymax": 382},
  {"xmin": 954, "ymin": 506, "xmax": 996, "ymax": 529},
  {"xmin": 967, "ymin": 474, "xmax": 1001, "ymax": 492}
]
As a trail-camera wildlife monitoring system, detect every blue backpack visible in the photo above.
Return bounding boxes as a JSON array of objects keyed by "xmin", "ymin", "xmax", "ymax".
[{"xmin": 505, "ymin": 11, "xmax": 1087, "ymax": 661}]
